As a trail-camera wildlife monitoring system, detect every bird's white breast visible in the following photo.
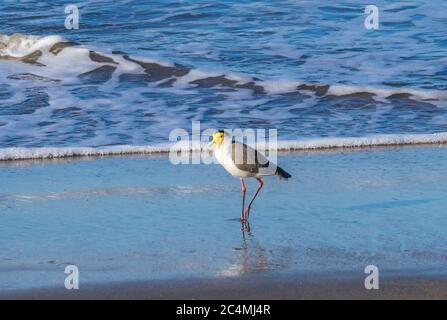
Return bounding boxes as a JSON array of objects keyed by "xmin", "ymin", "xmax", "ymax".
[{"xmin": 214, "ymin": 141, "xmax": 252, "ymax": 178}]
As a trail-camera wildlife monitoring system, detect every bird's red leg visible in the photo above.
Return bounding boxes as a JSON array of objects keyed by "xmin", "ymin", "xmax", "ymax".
[
  {"xmin": 240, "ymin": 177, "xmax": 247, "ymax": 221},
  {"xmin": 245, "ymin": 178, "xmax": 263, "ymax": 219}
]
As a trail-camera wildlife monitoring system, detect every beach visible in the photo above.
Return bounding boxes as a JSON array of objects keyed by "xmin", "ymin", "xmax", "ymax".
[
  {"xmin": 1, "ymin": 0, "xmax": 447, "ymax": 300},
  {"xmin": 1, "ymin": 146, "xmax": 446, "ymax": 299},
  {"xmin": 2, "ymin": 274, "xmax": 447, "ymax": 300}
]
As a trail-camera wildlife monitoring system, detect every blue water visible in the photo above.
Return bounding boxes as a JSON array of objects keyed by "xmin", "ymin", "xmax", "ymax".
[
  {"xmin": 1, "ymin": 1, "xmax": 447, "ymax": 291},
  {"xmin": 0, "ymin": 147, "xmax": 447, "ymax": 289},
  {"xmin": 1, "ymin": 0, "xmax": 447, "ymax": 149}
]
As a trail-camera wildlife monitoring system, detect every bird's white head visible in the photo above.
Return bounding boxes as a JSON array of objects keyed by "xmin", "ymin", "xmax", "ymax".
[{"xmin": 211, "ymin": 130, "xmax": 226, "ymax": 149}]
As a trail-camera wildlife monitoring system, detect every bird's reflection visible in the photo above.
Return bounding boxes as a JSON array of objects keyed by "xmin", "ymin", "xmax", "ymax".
[
  {"xmin": 241, "ymin": 220, "xmax": 252, "ymax": 237},
  {"xmin": 218, "ymin": 216, "xmax": 295, "ymax": 278},
  {"xmin": 219, "ymin": 220, "xmax": 284, "ymax": 277}
]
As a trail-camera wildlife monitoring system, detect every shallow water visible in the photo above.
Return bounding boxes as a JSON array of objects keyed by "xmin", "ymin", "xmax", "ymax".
[
  {"xmin": 1, "ymin": 1, "xmax": 447, "ymax": 153},
  {"xmin": 0, "ymin": 147, "xmax": 446, "ymax": 289}
]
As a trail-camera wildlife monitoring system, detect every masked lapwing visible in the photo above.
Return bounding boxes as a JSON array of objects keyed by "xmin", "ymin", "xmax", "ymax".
[{"xmin": 210, "ymin": 130, "xmax": 291, "ymax": 221}]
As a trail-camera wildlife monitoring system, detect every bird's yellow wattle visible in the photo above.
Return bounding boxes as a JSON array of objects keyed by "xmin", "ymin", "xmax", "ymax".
[{"xmin": 212, "ymin": 132, "xmax": 225, "ymax": 148}]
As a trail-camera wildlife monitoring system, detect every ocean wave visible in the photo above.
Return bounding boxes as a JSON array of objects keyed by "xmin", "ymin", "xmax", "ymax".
[
  {"xmin": 1, "ymin": 33, "xmax": 446, "ymax": 102},
  {"xmin": 2, "ymin": 33, "xmax": 447, "ymax": 152},
  {"xmin": 1, "ymin": 132, "xmax": 446, "ymax": 161},
  {"xmin": 0, "ymin": 186, "xmax": 222, "ymax": 202}
]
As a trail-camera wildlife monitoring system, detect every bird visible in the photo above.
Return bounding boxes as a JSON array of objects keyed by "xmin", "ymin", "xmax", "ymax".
[{"xmin": 209, "ymin": 130, "xmax": 291, "ymax": 221}]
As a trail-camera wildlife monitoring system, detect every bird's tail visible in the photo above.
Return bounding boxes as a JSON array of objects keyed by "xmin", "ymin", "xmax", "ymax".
[{"xmin": 276, "ymin": 166, "xmax": 291, "ymax": 180}]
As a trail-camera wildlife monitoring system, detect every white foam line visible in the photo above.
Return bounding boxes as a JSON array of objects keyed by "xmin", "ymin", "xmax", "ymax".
[
  {"xmin": 276, "ymin": 132, "xmax": 447, "ymax": 150},
  {"xmin": 1, "ymin": 132, "xmax": 447, "ymax": 161}
]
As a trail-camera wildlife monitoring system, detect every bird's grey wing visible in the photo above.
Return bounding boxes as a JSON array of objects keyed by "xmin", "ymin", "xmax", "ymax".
[{"xmin": 231, "ymin": 142, "xmax": 270, "ymax": 173}]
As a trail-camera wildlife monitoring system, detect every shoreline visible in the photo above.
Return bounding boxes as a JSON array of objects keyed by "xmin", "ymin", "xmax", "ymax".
[
  {"xmin": 1, "ymin": 131, "xmax": 447, "ymax": 162},
  {"xmin": 2, "ymin": 272, "xmax": 447, "ymax": 300},
  {"xmin": 1, "ymin": 139, "xmax": 446, "ymax": 163}
]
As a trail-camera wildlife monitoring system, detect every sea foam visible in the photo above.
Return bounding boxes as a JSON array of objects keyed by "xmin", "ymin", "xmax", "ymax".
[
  {"xmin": 2, "ymin": 33, "xmax": 447, "ymax": 153},
  {"xmin": 1, "ymin": 33, "xmax": 446, "ymax": 102},
  {"xmin": 1, "ymin": 132, "xmax": 446, "ymax": 161}
]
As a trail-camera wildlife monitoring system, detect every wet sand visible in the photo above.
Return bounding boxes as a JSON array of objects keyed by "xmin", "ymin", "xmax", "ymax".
[
  {"xmin": 2, "ymin": 273, "xmax": 447, "ymax": 300},
  {"xmin": 1, "ymin": 146, "xmax": 447, "ymax": 298}
]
